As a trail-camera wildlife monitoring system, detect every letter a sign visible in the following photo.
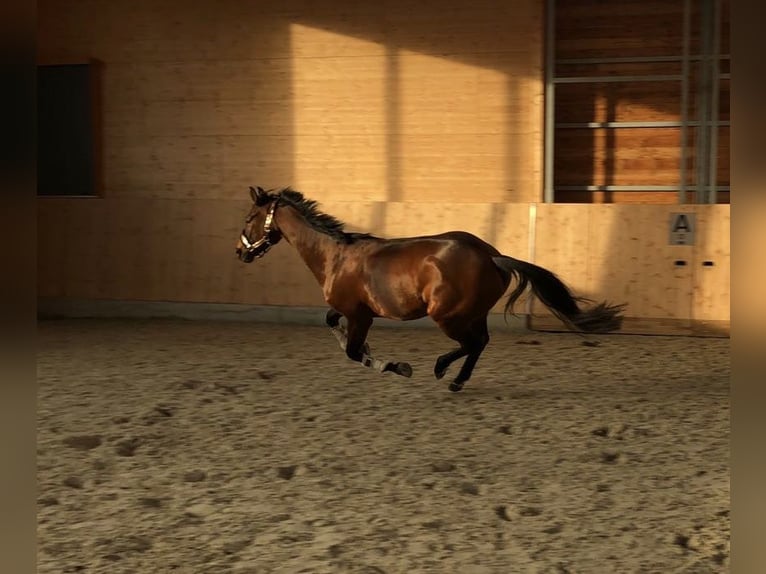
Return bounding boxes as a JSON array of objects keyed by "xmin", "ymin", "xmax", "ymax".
[{"xmin": 669, "ymin": 213, "xmax": 696, "ymax": 245}]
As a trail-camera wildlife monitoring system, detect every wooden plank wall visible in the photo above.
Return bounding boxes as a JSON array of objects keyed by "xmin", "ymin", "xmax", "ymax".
[
  {"xmin": 37, "ymin": 198, "xmax": 532, "ymax": 313},
  {"xmin": 37, "ymin": 0, "xmax": 543, "ymax": 204},
  {"xmin": 37, "ymin": 0, "xmax": 543, "ymax": 309},
  {"xmin": 529, "ymin": 203, "xmax": 730, "ymax": 335},
  {"xmin": 38, "ymin": 198, "xmax": 730, "ymax": 332},
  {"xmin": 554, "ymin": 0, "xmax": 730, "ymax": 204},
  {"xmin": 37, "ymin": 0, "xmax": 731, "ymax": 333}
]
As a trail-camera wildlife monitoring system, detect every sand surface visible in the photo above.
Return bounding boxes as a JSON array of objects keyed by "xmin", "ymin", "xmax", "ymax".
[{"xmin": 37, "ymin": 319, "xmax": 730, "ymax": 573}]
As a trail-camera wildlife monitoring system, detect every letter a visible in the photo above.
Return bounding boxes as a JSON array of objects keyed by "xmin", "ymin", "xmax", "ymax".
[{"xmin": 673, "ymin": 214, "xmax": 691, "ymax": 232}]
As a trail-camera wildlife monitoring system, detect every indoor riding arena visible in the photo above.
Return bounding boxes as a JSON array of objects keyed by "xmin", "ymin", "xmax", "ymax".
[{"xmin": 37, "ymin": 1, "xmax": 730, "ymax": 573}]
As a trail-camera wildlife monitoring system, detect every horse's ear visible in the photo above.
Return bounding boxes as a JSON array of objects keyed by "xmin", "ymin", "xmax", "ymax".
[{"xmin": 249, "ymin": 186, "xmax": 266, "ymax": 203}]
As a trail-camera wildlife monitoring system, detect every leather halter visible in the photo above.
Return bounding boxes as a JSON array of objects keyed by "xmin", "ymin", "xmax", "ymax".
[{"xmin": 240, "ymin": 199, "xmax": 279, "ymax": 259}]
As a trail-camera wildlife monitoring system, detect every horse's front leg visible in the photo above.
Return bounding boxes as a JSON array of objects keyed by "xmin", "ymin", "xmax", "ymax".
[
  {"xmin": 342, "ymin": 311, "xmax": 413, "ymax": 378},
  {"xmin": 325, "ymin": 308, "xmax": 369, "ymax": 355}
]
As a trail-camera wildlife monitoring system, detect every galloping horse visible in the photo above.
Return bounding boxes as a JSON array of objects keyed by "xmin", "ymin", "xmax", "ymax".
[{"xmin": 236, "ymin": 186, "xmax": 626, "ymax": 392}]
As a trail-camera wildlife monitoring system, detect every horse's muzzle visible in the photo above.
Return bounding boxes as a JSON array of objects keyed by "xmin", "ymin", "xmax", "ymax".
[{"xmin": 236, "ymin": 248, "xmax": 255, "ymax": 263}]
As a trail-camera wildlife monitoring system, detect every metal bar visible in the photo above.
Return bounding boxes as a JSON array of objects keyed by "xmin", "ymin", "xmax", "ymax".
[
  {"xmin": 557, "ymin": 185, "xmax": 730, "ymax": 192},
  {"xmin": 708, "ymin": 0, "xmax": 722, "ymax": 203},
  {"xmin": 679, "ymin": 0, "xmax": 692, "ymax": 204},
  {"xmin": 555, "ymin": 120, "xmax": 731, "ymax": 129},
  {"xmin": 696, "ymin": 0, "xmax": 713, "ymax": 204},
  {"xmin": 554, "ymin": 74, "xmax": 681, "ymax": 84},
  {"xmin": 556, "ymin": 54, "xmax": 731, "ymax": 65},
  {"xmin": 543, "ymin": 0, "xmax": 555, "ymax": 203}
]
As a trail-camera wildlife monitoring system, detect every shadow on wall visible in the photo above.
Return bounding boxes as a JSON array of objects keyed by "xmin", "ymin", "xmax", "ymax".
[{"xmin": 287, "ymin": 0, "xmax": 541, "ymax": 205}]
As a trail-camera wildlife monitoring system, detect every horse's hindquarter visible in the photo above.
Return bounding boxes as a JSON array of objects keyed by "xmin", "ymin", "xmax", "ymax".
[{"xmin": 357, "ymin": 237, "xmax": 506, "ymax": 322}]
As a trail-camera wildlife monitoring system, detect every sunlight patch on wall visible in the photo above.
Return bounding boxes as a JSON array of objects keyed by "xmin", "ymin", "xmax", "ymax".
[
  {"xmin": 395, "ymin": 49, "xmax": 510, "ymax": 202},
  {"xmin": 289, "ymin": 23, "xmax": 388, "ymax": 201}
]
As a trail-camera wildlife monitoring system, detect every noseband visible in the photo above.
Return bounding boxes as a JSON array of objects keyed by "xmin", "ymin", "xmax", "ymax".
[{"xmin": 240, "ymin": 200, "xmax": 279, "ymax": 259}]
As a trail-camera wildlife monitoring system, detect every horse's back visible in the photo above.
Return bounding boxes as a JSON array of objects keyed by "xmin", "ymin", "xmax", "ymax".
[{"xmin": 381, "ymin": 231, "xmax": 501, "ymax": 257}]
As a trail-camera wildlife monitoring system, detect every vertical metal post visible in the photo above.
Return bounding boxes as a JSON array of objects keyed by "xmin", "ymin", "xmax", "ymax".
[
  {"xmin": 679, "ymin": 0, "xmax": 691, "ymax": 204},
  {"xmin": 707, "ymin": 0, "xmax": 722, "ymax": 204},
  {"xmin": 695, "ymin": 0, "xmax": 713, "ymax": 204},
  {"xmin": 543, "ymin": 0, "xmax": 555, "ymax": 203}
]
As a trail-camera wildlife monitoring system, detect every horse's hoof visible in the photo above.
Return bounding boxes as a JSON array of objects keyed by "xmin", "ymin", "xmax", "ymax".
[
  {"xmin": 434, "ymin": 367, "xmax": 447, "ymax": 380},
  {"xmin": 448, "ymin": 381, "xmax": 464, "ymax": 392},
  {"xmin": 395, "ymin": 362, "xmax": 413, "ymax": 378}
]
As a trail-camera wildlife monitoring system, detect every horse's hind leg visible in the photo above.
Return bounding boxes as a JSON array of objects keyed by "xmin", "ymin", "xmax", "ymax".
[
  {"xmin": 436, "ymin": 317, "xmax": 490, "ymax": 392},
  {"xmin": 434, "ymin": 347, "xmax": 468, "ymax": 380},
  {"xmin": 450, "ymin": 319, "xmax": 489, "ymax": 392}
]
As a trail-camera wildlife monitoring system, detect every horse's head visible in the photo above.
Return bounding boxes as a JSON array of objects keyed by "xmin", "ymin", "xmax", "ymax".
[{"xmin": 235, "ymin": 186, "xmax": 283, "ymax": 263}]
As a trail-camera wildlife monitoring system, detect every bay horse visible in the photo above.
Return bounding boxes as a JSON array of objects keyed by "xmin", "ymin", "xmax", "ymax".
[{"xmin": 236, "ymin": 186, "xmax": 626, "ymax": 392}]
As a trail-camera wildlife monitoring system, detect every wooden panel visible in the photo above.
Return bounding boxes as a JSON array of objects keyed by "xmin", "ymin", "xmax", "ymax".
[
  {"xmin": 556, "ymin": 71, "xmax": 729, "ymax": 123},
  {"xmin": 692, "ymin": 205, "xmax": 730, "ymax": 323},
  {"xmin": 554, "ymin": 191, "xmax": 695, "ymax": 205},
  {"xmin": 40, "ymin": 0, "xmax": 543, "ymax": 204},
  {"xmin": 104, "ymin": 136, "xmax": 224, "ymax": 193},
  {"xmin": 37, "ymin": 0, "xmax": 543, "ymax": 305},
  {"xmin": 556, "ymin": 0, "xmax": 729, "ymax": 59},
  {"xmin": 529, "ymin": 204, "xmax": 729, "ymax": 335},
  {"xmin": 531, "ymin": 204, "xmax": 695, "ymax": 326},
  {"xmin": 556, "ymin": 81, "xmax": 682, "ymax": 124},
  {"xmin": 553, "ymin": 0, "xmax": 730, "ymax": 206},
  {"xmin": 556, "ymin": 1, "xmax": 690, "ymax": 59},
  {"xmin": 554, "ymin": 128, "xmax": 685, "ymax": 186},
  {"xmin": 589, "ymin": 205, "xmax": 696, "ymax": 321},
  {"xmin": 37, "ymin": 199, "xmax": 730, "ymax": 335},
  {"xmin": 529, "ymin": 203, "xmax": 591, "ymax": 304},
  {"xmin": 397, "ymin": 134, "xmax": 529, "ymax": 203},
  {"xmin": 716, "ymin": 126, "xmax": 729, "ymax": 184},
  {"xmin": 103, "ymin": 60, "xmax": 293, "ymax": 106}
]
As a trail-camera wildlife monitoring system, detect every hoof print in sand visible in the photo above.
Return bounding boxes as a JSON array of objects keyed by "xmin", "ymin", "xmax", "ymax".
[
  {"xmin": 184, "ymin": 503, "xmax": 216, "ymax": 520},
  {"xmin": 115, "ymin": 438, "xmax": 143, "ymax": 457},
  {"xmin": 519, "ymin": 506, "xmax": 543, "ymax": 517},
  {"xmin": 431, "ymin": 461, "xmax": 456, "ymax": 473},
  {"xmin": 543, "ymin": 523, "xmax": 564, "ymax": 535},
  {"xmin": 179, "ymin": 379, "xmax": 204, "ymax": 390},
  {"xmin": 277, "ymin": 465, "xmax": 298, "ymax": 480},
  {"xmin": 39, "ymin": 495, "xmax": 59, "ymax": 506},
  {"xmin": 103, "ymin": 535, "xmax": 153, "ymax": 557},
  {"xmin": 62, "ymin": 435, "xmax": 102, "ymax": 451},
  {"xmin": 63, "ymin": 476, "xmax": 84, "ymax": 489},
  {"xmin": 600, "ymin": 451, "xmax": 625, "ymax": 464},
  {"xmin": 459, "ymin": 482, "xmax": 480, "ymax": 495},
  {"xmin": 183, "ymin": 470, "xmax": 207, "ymax": 483},
  {"xmin": 222, "ymin": 538, "xmax": 252, "ymax": 555},
  {"xmin": 153, "ymin": 405, "xmax": 175, "ymax": 417},
  {"xmin": 138, "ymin": 497, "xmax": 163, "ymax": 509}
]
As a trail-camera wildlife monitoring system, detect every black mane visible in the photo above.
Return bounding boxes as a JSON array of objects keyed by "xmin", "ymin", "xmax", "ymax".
[{"xmin": 272, "ymin": 187, "xmax": 379, "ymax": 244}]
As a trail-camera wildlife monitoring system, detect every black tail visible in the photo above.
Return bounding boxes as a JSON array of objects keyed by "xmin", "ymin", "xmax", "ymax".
[{"xmin": 492, "ymin": 255, "xmax": 626, "ymax": 334}]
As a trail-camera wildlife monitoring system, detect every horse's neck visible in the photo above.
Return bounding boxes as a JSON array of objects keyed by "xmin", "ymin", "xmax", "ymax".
[{"xmin": 279, "ymin": 210, "xmax": 338, "ymax": 287}]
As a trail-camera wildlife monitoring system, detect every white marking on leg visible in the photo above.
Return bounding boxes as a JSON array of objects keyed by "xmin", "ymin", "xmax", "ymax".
[
  {"xmin": 362, "ymin": 354, "xmax": 388, "ymax": 373},
  {"xmin": 330, "ymin": 326, "xmax": 347, "ymax": 350}
]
